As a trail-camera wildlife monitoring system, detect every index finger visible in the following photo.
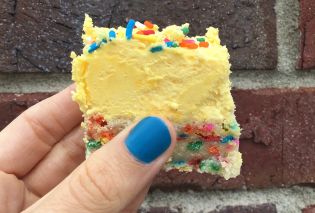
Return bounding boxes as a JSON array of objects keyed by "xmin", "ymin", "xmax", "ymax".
[{"xmin": 0, "ymin": 85, "xmax": 83, "ymax": 177}]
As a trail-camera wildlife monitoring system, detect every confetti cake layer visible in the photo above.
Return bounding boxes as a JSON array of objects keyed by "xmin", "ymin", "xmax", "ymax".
[{"xmin": 71, "ymin": 15, "xmax": 242, "ymax": 180}]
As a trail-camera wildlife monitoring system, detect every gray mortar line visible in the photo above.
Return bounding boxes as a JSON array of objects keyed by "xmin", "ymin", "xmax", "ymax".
[
  {"xmin": 0, "ymin": 71, "xmax": 315, "ymax": 93},
  {"xmin": 275, "ymin": 0, "xmax": 301, "ymax": 74},
  {"xmin": 142, "ymin": 186, "xmax": 315, "ymax": 213},
  {"xmin": 0, "ymin": 0, "xmax": 314, "ymax": 93}
]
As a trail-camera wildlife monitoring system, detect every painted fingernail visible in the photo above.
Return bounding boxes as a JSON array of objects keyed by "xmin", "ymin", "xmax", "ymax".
[{"xmin": 125, "ymin": 116, "xmax": 172, "ymax": 163}]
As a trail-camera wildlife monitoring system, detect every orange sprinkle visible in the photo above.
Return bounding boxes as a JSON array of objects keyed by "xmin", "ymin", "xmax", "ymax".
[
  {"xmin": 208, "ymin": 146, "xmax": 220, "ymax": 156},
  {"xmin": 199, "ymin": 41, "xmax": 209, "ymax": 48},
  {"xmin": 136, "ymin": 30, "xmax": 144, "ymax": 35},
  {"xmin": 144, "ymin": 20, "xmax": 154, "ymax": 29},
  {"xmin": 183, "ymin": 124, "xmax": 194, "ymax": 133},
  {"xmin": 179, "ymin": 42, "xmax": 188, "ymax": 48},
  {"xmin": 180, "ymin": 40, "xmax": 198, "ymax": 49},
  {"xmin": 101, "ymin": 131, "xmax": 114, "ymax": 140},
  {"xmin": 186, "ymin": 43, "xmax": 198, "ymax": 49}
]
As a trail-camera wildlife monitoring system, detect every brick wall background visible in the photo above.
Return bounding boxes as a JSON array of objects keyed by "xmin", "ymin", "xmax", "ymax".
[{"xmin": 1, "ymin": 0, "xmax": 315, "ymax": 212}]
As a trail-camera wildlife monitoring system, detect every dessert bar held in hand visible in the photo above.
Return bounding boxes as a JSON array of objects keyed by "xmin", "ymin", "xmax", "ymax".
[{"xmin": 71, "ymin": 15, "xmax": 242, "ymax": 180}]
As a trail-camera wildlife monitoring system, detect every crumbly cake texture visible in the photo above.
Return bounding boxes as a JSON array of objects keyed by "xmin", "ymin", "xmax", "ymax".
[{"xmin": 71, "ymin": 15, "xmax": 242, "ymax": 180}]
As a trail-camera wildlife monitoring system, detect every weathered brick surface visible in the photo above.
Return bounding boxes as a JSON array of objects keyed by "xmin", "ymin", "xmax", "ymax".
[
  {"xmin": 138, "ymin": 203, "xmax": 277, "ymax": 213},
  {"xmin": 209, "ymin": 203, "xmax": 277, "ymax": 213},
  {"xmin": 303, "ymin": 205, "xmax": 315, "ymax": 213},
  {"xmin": 13, "ymin": 0, "xmax": 118, "ymax": 72},
  {"xmin": 0, "ymin": 0, "xmax": 17, "ymax": 72},
  {"xmin": 111, "ymin": 0, "xmax": 277, "ymax": 70},
  {"xmin": 299, "ymin": 0, "xmax": 315, "ymax": 69},
  {"xmin": 1, "ymin": 88, "xmax": 315, "ymax": 189},
  {"xmin": 0, "ymin": 0, "xmax": 277, "ymax": 72},
  {"xmin": 0, "ymin": 93, "xmax": 52, "ymax": 130},
  {"xmin": 283, "ymin": 89, "xmax": 315, "ymax": 184}
]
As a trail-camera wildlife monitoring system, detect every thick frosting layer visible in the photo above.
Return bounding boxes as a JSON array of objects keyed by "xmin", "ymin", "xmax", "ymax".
[{"xmin": 72, "ymin": 15, "xmax": 234, "ymax": 124}]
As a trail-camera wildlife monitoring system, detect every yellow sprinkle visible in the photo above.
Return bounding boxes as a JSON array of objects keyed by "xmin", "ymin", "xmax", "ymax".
[{"xmin": 133, "ymin": 34, "xmax": 158, "ymax": 43}]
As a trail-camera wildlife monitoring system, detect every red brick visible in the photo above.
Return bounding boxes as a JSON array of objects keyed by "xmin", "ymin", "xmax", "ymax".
[
  {"xmin": 0, "ymin": 0, "xmax": 277, "ymax": 72},
  {"xmin": 209, "ymin": 203, "xmax": 277, "ymax": 213},
  {"xmin": 0, "ymin": 0, "xmax": 17, "ymax": 72},
  {"xmin": 11, "ymin": 0, "xmax": 117, "ymax": 72},
  {"xmin": 299, "ymin": 0, "xmax": 315, "ymax": 69},
  {"xmin": 282, "ymin": 88, "xmax": 315, "ymax": 184},
  {"xmin": 303, "ymin": 205, "xmax": 315, "ymax": 213},
  {"xmin": 1, "ymin": 88, "xmax": 315, "ymax": 189},
  {"xmin": 112, "ymin": 0, "xmax": 277, "ymax": 70},
  {"xmin": 0, "ymin": 93, "xmax": 52, "ymax": 130}
]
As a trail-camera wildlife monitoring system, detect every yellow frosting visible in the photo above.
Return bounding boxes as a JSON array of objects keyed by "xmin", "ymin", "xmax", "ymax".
[{"xmin": 72, "ymin": 15, "xmax": 235, "ymax": 125}]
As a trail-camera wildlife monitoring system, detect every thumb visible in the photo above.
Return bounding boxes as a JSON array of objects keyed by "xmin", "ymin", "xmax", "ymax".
[{"xmin": 24, "ymin": 116, "xmax": 177, "ymax": 213}]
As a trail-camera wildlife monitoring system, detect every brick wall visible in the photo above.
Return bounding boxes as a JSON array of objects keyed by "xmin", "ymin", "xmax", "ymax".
[{"xmin": 1, "ymin": 0, "xmax": 315, "ymax": 212}]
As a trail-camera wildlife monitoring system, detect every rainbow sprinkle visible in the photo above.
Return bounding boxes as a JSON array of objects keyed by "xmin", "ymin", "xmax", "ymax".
[
  {"xmin": 88, "ymin": 42, "xmax": 100, "ymax": 53},
  {"xmin": 221, "ymin": 135, "xmax": 234, "ymax": 143},
  {"xmin": 85, "ymin": 19, "xmax": 215, "ymax": 54},
  {"xmin": 109, "ymin": 30, "xmax": 116, "ymax": 40},
  {"xmin": 150, "ymin": 45, "xmax": 163, "ymax": 53},
  {"xmin": 181, "ymin": 26, "xmax": 189, "ymax": 35},
  {"xmin": 126, "ymin": 19, "xmax": 136, "ymax": 40}
]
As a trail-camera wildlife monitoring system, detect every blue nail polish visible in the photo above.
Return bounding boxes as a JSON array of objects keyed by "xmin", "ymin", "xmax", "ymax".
[{"xmin": 125, "ymin": 116, "xmax": 171, "ymax": 163}]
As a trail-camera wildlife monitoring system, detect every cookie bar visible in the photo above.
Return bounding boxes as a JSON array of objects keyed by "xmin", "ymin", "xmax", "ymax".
[{"xmin": 71, "ymin": 15, "xmax": 242, "ymax": 180}]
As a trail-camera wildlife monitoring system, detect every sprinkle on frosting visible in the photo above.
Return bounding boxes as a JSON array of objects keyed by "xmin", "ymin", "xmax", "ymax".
[
  {"xmin": 150, "ymin": 45, "xmax": 163, "ymax": 53},
  {"xmin": 144, "ymin": 20, "xmax": 154, "ymax": 29},
  {"xmin": 126, "ymin": 19, "xmax": 136, "ymax": 40},
  {"xmin": 109, "ymin": 30, "xmax": 116, "ymax": 40},
  {"xmin": 135, "ymin": 21, "xmax": 146, "ymax": 29},
  {"xmin": 181, "ymin": 26, "xmax": 189, "ymax": 35},
  {"xmin": 88, "ymin": 42, "xmax": 100, "ymax": 53},
  {"xmin": 83, "ymin": 18, "xmax": 218, "ymax": 54},
  {"xmin": 197, "ymin": 37, "xmax": 206, "ymax": 42}
]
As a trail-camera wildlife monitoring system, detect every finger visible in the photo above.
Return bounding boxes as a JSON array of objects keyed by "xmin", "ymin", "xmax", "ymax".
[
  {"xmin": 24, "ymin": 116, "xmax": 176, "ymax": 213},
  {"xmin": 122, "ymin": 184, "xmax": 151, "ymax": 213},
  {"xmin": 23, "ymin": 126, "xmax": 85, "ymax": 196},
  {"xmin": 0, "ymin": 171, "xmax": 39, "ymax": 213},
  {"xmin": 0, "ymin": 85, "xmax": 82, "ymax": 177}
]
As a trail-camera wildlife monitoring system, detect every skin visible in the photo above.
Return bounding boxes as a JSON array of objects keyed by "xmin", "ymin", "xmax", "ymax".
[{"xmin": 0, "ymin": 85, "xmax": 177, "ymax": 213}]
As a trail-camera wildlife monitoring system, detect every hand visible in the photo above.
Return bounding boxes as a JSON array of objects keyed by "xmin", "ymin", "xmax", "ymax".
[{"xmin": 0, "ymin": 85, "xmax": 176, "ymax": 213}]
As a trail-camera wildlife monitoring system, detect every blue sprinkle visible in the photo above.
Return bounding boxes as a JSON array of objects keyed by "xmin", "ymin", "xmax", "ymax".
[
  {"xmin": 166, "ymin": 41, "xmax": 173, "ymax": 47},
  {"xmin": 178, "ymin": 133, "xmax": 189, "ymax": 139},
  {"xmin": 221, "ymin": 135, "xmax": 234, "ymax": 143},
  {"xmin": 173, "ymin": 160, "xmax": 186, "ymax": 166},
  {"xmin": 109, "ymin": 30, "xmax": 116, "ymax": 40},
  {"xmin": 229, "ymin": 122, "xmax": 239, "ymax": 130},
  {"xmin": 150, "ymin": 45, "xmax": 163, "ymax": 53},
  {"xmin": 102, "ymin": 38, "xmax": 107, "ymax": 43},
  {"xmin": 126, "ymin": 19, "xmax": 135, "ymax": 40},
  {"xmin": 88, "ymin": 42, "xmax": 100, "ymax": 53}
]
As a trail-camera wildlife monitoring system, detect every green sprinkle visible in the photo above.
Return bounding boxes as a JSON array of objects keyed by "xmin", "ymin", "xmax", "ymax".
[
  {"xmin": 199, "ymin": 159, "xmax": 221, "ymax": 173},
  {"xmin": 181, "ymin": 27, "xmax": 189, "ymax": 35},
  {"xmin": 210, "ymin": 162, "xmax": 221, "ymax": 171},
  {"xmin": 187, "ymin": 140, "xmax": 203, "ymax": 152},
  {"xmin": 87, "ymin": 140, "xmax": 102, "ymax": 150},
  {"xmin": 150, "ymin": 45, "xmax": 163, "ymax": 53},
  {"xmin": 172, "ymin": 42, "xmax": 179, "ymax": 47},
  {"xmin": 197, "ymin": 37, "xmax": 205, "ymax": 42}
]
